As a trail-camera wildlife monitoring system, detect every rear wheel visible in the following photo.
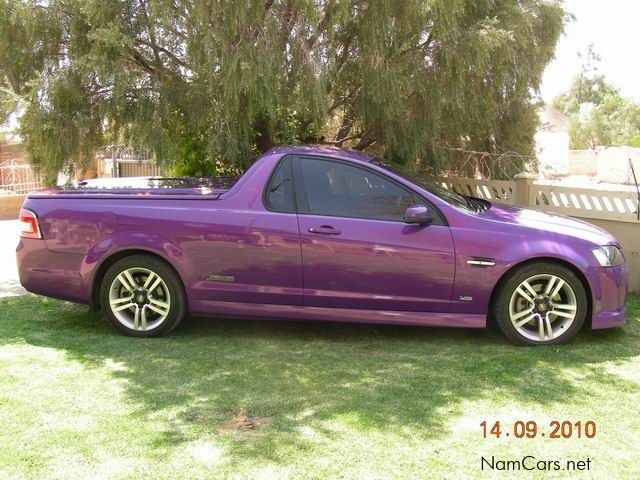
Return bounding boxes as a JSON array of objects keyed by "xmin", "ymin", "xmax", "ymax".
[
  {"xmin": 100, "ymin": 255, "xmax": 186, "ymax": 337},
  {"xmin": 495, "ymin": 262, "xmax": 587, "ymax": 346}
]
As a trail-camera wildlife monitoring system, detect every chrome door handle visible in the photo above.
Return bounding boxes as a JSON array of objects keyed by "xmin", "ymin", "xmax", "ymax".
[{"xmin": 308, "ymin": 225, "xmax": 341, "ymax": 235}]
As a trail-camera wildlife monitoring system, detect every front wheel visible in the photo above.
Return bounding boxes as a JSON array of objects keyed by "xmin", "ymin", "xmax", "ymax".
[
  {"xmin": 100, "ymin": 255, "xmax": 186, "ymax": 337},
  {"xmin": 494, "ymin": 262, "xmax": 588, "ymax": 346}
]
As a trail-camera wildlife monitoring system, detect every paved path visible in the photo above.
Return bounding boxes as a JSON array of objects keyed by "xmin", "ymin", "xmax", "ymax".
[{"xmin": 0, "ymin": 220, "xmax": 27, "ymax": 297}]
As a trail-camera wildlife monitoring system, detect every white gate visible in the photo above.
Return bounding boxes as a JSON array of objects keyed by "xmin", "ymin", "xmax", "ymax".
[{"xmin": 0, "ymin": 160, "xmax": 42, "ymax": 195}]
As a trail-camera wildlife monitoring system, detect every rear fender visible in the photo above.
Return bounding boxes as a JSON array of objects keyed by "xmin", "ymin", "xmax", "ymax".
[{"xmin": 80, "ymin": 231, "xmax": 193, "ymax": 304}]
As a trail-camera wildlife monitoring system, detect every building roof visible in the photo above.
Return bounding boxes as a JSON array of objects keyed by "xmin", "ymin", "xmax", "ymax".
[{"xmin": 537, "ymin": 105, "xmax": 568, "ymax": 133}]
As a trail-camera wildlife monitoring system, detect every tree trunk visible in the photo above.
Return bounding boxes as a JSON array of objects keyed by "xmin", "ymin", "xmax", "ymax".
[
  {"xmin": 334, "ymin": 108, "xmax": 355, "ymax": 146},
  {"xmin": 254, "ymin": 115, "xmax": 274, "ymax": 154}
]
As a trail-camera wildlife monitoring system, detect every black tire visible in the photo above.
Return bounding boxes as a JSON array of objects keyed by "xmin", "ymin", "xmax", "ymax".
[
  {"xmin": 99, "ymin": 254, "xmax": 186, "ymax": 337},
  {"xmin": 494, "ymin": 261, "xmax": 588, "ymax": 346}
]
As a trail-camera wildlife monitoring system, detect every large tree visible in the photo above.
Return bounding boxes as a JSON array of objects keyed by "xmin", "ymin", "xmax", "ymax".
[
  {"xmin": 564, "ymin": 90, "xmax": 640, "ymax": 150},
  {"xmin": 553, "ymin": 48, "xmax": 640, "ymax": 150},
  {"xmin": 0, "ymin": 0, "xmax": 566, "ymax": 182}
]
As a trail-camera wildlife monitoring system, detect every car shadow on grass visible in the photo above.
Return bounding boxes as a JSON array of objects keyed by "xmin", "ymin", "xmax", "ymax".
[{"xmin": 0, "ymin": 294, "xmax": 638, "ymax": 465}]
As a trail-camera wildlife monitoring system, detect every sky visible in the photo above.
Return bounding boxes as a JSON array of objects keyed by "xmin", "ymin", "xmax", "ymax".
[{"xmin": 540, "ymin": 0, "xmax": 640, "ymax": 103}]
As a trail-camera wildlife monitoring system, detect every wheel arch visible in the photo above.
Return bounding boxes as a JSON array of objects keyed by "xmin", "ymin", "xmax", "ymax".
[
  {"xmin": 487, "ymin": 256, "xmax": 593, "ymax": 328},
  {"xmin": 89, "ymin": 248, "xmax": 186, "ymax": 312}
]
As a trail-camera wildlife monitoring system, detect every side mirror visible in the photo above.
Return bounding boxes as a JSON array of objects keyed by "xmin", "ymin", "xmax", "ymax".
[{"xmin": 404, "ymin": 204, "xmax": 433, "ymax": 225}]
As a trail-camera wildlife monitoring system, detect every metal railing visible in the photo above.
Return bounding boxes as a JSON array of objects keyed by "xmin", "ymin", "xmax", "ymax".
[
  {"xmin": 0, "ymin": 160, "xmax": 42, "ymax": 195},
  {"xmin": 99, "ymin": 145, "xmax": 165, "ymax": 178}
]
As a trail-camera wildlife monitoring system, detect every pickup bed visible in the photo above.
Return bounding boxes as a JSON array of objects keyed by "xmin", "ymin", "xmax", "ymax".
[
  {"xmin": 31, "ymin": 176, "xmax": 237, "ymax": 199},
  {"xmin": 16, "ymin": 145, "xmax": 628, "ymax": 345}
]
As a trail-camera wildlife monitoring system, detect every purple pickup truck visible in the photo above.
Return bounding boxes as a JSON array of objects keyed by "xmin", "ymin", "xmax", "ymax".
[{"xmin": 16, "ymin": 146, "xmax": 628, "ymax": 345}]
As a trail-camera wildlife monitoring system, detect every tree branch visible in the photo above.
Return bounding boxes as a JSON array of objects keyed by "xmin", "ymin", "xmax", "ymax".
[
  {"xmin": 136, "ymin": 39, "xmax": 189, "ymax": 69},
  {"xmin": 335, "ymin": 32, "xmax": 354, "ymax": 72},
  {"xmin": 400, "ymin": 33, "xmax": 433, "ymax": 56},
  {"xmin": 0, "ymin": 85, "xmax": 25, "ymax": 105},
  {"xmin": 139, "ymin": 0, "xmax": 164, "ymax": 75},
  {"xmin": 327, "ymin": 83, "xmax": 361, "ymax": 114},
  {"xmin": 280, "ymin": 0, "xmax": 296, "ymax": 64},
  {"xmin": 352, "ymin": 136, "xmax": 378, "ymax": 150},
  {"xmin": 128, "ymin": 48, "xmax": 159, "ymax": 76},
  {"xmin": 253, "ymin": 0, "xmax": 275, "ymax": 40},
  {"xmin": 306, "ymin": 0, "xmax": 335, "ymax": 50},
  {"xmin": 334, "ymin": 108, "xmax": 355, "ymax": 145},
  {"xmin": 263, "ymin": 0, "xmax": 275, "ymax": 16},
  {"xmin": 322, "ymin": 134, "xmax": 362, "ymax": 145}
]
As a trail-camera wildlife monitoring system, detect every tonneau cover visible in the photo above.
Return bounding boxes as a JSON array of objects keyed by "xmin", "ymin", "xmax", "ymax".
[{"xmin": 27, "ymin": 176, "xmax": 237, "ymax": 200}]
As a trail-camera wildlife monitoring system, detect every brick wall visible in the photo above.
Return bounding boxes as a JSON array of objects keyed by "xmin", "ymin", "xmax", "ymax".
[{"xmin": 0, "ymin": 195, "xmax": 25, "ymax": 220}]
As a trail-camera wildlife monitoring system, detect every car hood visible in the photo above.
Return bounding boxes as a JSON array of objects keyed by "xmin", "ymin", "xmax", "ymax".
[{"xmin": 478, "ymin": 202, "xmax": 617, "ymax": 246}]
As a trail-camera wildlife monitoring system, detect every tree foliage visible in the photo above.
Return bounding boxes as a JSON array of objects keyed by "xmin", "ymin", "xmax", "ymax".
[
  {"xmin": 0, "ymin": 0, "xmax": 566, "ymax": 181},
  {"xmin": 553, "ymin": 49, "xmax": 640, "ymax": 150},
  {"xmin": 553, "ymin": 75, "xmax": 619, "ymax": 118},
  {"xmin": 566, "ymin": 93, "xmax": 640, "ymax": 149}
]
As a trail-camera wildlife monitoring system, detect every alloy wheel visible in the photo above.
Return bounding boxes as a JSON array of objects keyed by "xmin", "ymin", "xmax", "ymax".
[
  {"xmin": 508, "ymin": 273, "xmax": 578, "ymax": 343},
  {"xmin": 108, "ymin": 267, "xmax": 171, "ymax": 332}
]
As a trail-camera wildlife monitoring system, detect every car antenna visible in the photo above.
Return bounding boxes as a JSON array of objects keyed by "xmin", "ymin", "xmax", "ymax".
[{"xmin": 630, "ymin": 156, "xmax": 640, "ymax": 221}]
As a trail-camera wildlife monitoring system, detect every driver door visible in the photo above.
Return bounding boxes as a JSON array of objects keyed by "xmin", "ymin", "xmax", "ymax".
[{"xmin": 293, "ymin": 156, "xmax": 455, "ymax": 313}]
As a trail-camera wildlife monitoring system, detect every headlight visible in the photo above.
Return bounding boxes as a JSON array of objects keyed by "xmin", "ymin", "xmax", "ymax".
[{"xmin": 592, "ymin": 245, "xmax": 625, "ymax": 267}]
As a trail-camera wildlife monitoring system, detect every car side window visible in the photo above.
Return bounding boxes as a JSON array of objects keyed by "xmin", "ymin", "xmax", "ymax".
[
  {"xmin": 265, "ymin": 157, "xmax": 295, "ymax": 213},
  {"xmin": 299, "ymin": 157, "xmax": 417, "ymax": 221}
]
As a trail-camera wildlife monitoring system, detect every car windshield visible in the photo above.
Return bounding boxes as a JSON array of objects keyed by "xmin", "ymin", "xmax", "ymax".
[{"xmin": 370, "ymin": 158, "xmax": 472, "ymax": 210}]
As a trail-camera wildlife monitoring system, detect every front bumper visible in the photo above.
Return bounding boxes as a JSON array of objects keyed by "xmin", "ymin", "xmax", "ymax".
[
  {"xmin": 590, "ymin": 262, "xmax": 629, "ymax": 330},
  {"xmin": 593, "ymin": 307, "xmax": 626, "ymax": 329}
]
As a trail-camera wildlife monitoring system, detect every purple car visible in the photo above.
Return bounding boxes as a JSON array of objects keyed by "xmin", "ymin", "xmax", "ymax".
[{"xmin": 16, "ymin": 146, "xmax": 628, "ymax": 345}]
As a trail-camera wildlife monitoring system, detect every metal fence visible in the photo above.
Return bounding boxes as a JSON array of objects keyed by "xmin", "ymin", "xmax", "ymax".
[
  {"xmin": 0, "ymin": 160, "xmax": 42, "ymax": 195},
  {"xmin": 99, "ymin": 146, "xmax": 165, "ymax": 178}
]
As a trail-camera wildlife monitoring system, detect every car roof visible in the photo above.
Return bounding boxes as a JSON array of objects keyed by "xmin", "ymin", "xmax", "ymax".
[{"xmin": 268, "ymin": 145, "xmax": 375, "ymax": 163}]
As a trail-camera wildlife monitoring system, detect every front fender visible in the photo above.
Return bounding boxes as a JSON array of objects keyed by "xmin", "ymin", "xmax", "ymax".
[
  {"xmin": 450, "ymin": 231, "xmax": 597, "ymax": 315},
  {"xmin": 496, "ymin": 239, "xmax": 616, "ymax": 322}
]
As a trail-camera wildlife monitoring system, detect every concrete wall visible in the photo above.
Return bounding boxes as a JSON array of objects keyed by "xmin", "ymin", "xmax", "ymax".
[
  {"xmin": 0, "ymin": 195, "xmax": 25, "ymax": 220},
  {"xmin": 0, "ymin": 142, "xmax": 26, "ymax": 164},
  {"xmin": 576, "ymin": 216, "xmax": 640, "ymax": 293},
  {"xmin": 535, "ymin": 131, "xmax": 570, "ymax": 175},
  {"xmin": 568, "ymin": 150, "xmax": 597, "ymax": 176},
  {"xmin": 443, "ymin": 175, "xmax": 640, "ymax": 293},
  {"xmin": 596, "ymin": 146, "xmax": 640, "ymax": 184}
]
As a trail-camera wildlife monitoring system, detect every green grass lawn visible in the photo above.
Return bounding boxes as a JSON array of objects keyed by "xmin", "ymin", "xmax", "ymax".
[{"xmin": 0, "ymin": 295, "xmax": 639, "ymax": 479}]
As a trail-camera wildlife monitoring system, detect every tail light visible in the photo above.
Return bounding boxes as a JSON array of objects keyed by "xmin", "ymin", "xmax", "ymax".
[{"xmin": 19, "ymin": 209, "xmax": 42, "ymax": 239}]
